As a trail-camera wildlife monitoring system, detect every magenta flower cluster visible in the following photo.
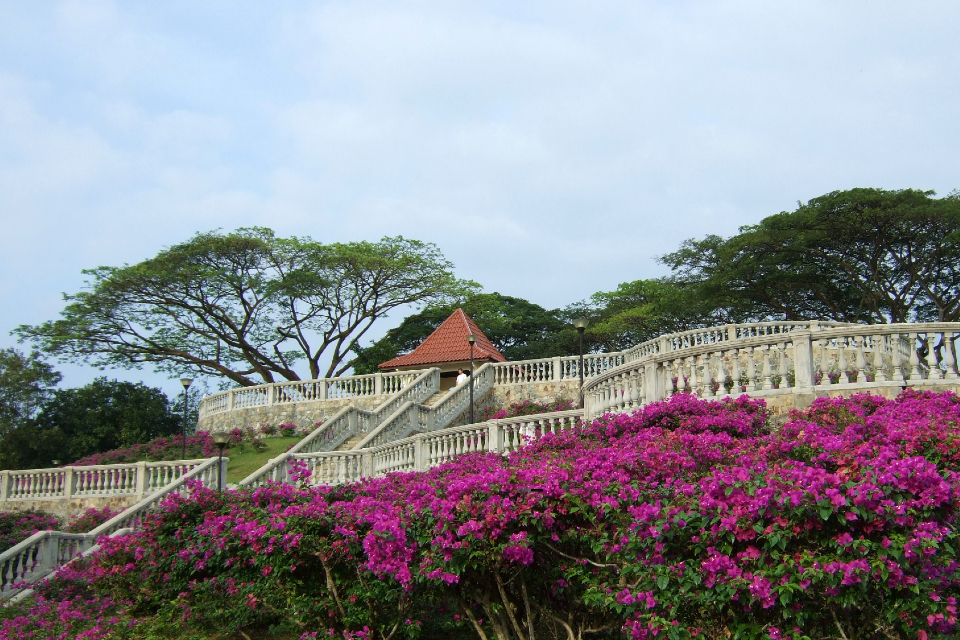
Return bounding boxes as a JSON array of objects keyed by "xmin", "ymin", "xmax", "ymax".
[
  {"xmin": 4, "ymin": 390, "xmax": 960, "ymax": 640},
  {"xmin": 478, "ymin": 398, "xmax": 576, "ymax": 422},
  {"xmin": 0, "ymin": 511, "xmax": 59, "ymax": 554}
]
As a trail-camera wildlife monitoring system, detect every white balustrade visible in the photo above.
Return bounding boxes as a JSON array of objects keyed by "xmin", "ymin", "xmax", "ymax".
[
  {"xmin": 0, "ymin": 457, "xmax": 225, "ymax": 601},
  {"xmin": 199, "ymin": 370, "xmax": 421, "ymax": 418},
  {"xmin": 0, "ymin": 460, "xmax": 210, "ymax": 503}
]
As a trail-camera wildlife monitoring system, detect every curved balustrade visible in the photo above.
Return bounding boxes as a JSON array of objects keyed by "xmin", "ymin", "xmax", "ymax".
[
  {"xmin": 0, "ymin": 457, "xmax": 224, "ymax": 601},
  {"xmin": 243, "ymin": 408, "xmax": 586, "ymax": 488},
  {"xmin": 237, "ymin": 368, "xmax": 441, "ymax": 486},
  {"xmin": 492, "ymin": 354, "xmax": 625, "ymax": 385},
  {"xmin": 584, "ymin": 322, "xmax": 960, "ymax": 418},
  {"xmin": 0, "ymin": 460, "xmax": 212, "ymax": 503},
  {"xmin": 198, "ymin": 370, "xmax": 421, "ymax": 418}
]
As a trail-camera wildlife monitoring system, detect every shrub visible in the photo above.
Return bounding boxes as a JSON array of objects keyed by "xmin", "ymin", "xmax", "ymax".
[
  {"xmin": 6, "ymin": 390, "xmax": 960, "ymax": 639},
  {"xmin": 478, "ymin": 398, "xmax": 576, "ymax": 422},
  {"xmin": 0, "ymin": 511, "xmax": 59, "ymax": 554},
  {"xmin": 64, "ymin": 507, "xmax": 119, "ymax": 534}
]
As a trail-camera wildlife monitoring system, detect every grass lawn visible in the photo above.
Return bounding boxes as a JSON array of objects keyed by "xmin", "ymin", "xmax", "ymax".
[{"xmin": 225, "ymin": 437, "xmax": 302, "ymax": 484}]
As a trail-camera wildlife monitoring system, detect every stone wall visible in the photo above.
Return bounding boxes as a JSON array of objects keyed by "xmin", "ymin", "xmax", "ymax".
[
  {"xmin": 0, "ymin": 495, "xmax": 140, "ymax": 521},
  {"xmin": 197, "ymin": 396, "xmax": 384, "ymax": 433},
  {"xmin": 488, "ymin": 379, "xmax": 581, "ymax": 407}
]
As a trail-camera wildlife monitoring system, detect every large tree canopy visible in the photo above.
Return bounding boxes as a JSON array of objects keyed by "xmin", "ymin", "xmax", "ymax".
[
  {"xmin": 17, "ymin": 229, "xmax": 476, "ymax": 386},
  {"xmin": 351, "ymin": 293, "xmax": 569, "ymax": 374},
  {"xmin": 661, "ymin": 188, "xmax": 960, "ymax": 323},
  {"xmin": 0, "ymin": 378, "xmax": 184, "ymax": 470},
  {"xmin": 0, "ymin": 348, "xmax": 61, "ymax": 431}
]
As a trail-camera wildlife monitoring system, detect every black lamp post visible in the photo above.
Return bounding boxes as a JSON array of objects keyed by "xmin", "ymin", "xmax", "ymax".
[
  {"xmin": 211, "ymin": 432, "xmax": 230, "ymax": 492},
  {"xmin": 466, "ymin": 334, "xmax": 476, "ymax": 424},
  {"xmin": 574, "ymin": 318, "xmax": 589, "ymax": 408},
  {"xmin": 179, "ymin": 378, "xmax": 193, "ymax": 460}
]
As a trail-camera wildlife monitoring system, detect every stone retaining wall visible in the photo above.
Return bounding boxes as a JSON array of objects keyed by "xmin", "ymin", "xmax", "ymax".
[
  {"xmin": 0, "ymin": 495, "xmax": 140, "ymax": 521},
  {"xmin": 197, "ymin": 396, "xmax": 384, "ymax": 433}
]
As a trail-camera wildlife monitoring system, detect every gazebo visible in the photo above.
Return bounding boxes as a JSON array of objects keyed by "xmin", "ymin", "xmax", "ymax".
[{"xmin": 378, "ymin": 309, "xmax": 506, "ymax": 390}]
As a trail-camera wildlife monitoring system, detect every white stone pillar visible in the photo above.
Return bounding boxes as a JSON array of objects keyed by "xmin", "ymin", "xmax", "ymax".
[
  {"xmin": 375, "ymin": 372, "xmax": 383, "ymax": 395},
  {"xmin": 552, "ymin": 357, "xmax": 561, "ymax": 381},
  {"xmin": 792, "ymin": 331, "xmax": 814, "ymax": 390}
]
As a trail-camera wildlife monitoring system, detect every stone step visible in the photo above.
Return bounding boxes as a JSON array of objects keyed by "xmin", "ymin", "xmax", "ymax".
[
  {"xmin": 336, "ymin": 434, "xmax": 366, "ymax": 451},
  {"xmin": 421, "ymin": 391, "xmax": 449, "ymax": 407}
]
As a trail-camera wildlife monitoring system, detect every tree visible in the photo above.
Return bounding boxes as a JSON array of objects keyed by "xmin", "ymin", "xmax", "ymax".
[
  {"xmin": 583, "ymin": 277, "xmax": 733, "ymax": 351},
  {"xmin": 16, "ymin": 229, "xmax": 476, "ymax": 386},
  {"xmin": 661, "ymin": 188, "xmax": 960, "ymax": 323},
  {"xmin": 0, "ymin": 348, "xmax": 61, "ymax": 429},
  {"xmin": 4, "ymin": 378, "xmax": 182, "ymax": 469},
  {"xmin": 351, "ymin": 293, "xmax": 569, "ymax": 373}
]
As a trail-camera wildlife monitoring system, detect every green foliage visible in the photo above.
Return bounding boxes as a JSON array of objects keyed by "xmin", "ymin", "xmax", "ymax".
[
  {"xmin": 0, "ymin": 348, "xmax": 60, "ymax": 428},
  {"xmin": 661, "ymin": 188, "xmax": 960, "ymax": 323},
  {"xmin": 352, "ymin": 292, "xmax": 569, "ymax": 373},
  {"xmin": 0, "ymin": 378, "xmax": 182, "ymax": 470},
  {"xmin": 16, "ymin": 229, "xmax": 476, "ymax": 386}
]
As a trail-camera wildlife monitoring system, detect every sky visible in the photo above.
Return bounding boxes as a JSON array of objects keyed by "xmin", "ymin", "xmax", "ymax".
[{"xmin": 1, "ymin": 0, "xmax": 958, "ymax": 399}]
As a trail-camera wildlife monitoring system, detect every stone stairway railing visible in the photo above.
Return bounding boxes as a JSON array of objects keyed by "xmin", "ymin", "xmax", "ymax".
[
  {"xmin": 353, "ymin": 362, "xmax": 498, "ymax": 450},
  {"xmin": 243, "ymin": 408, "xmax": 585, "ymax": 487},
  {"xmin": 237, "ymin": 368, "xmax": 441, "ymax": 486},
  {"xmin": 0, "ymin": 459, "xmax": 214, "ymax": 504},
  {"xmin": 583, "ymin": 321, "xmax": 960, "ymax": 417},
  {"xmin": 0, "ymin": 457, "xmax": 226, "ymax": 601},
  {"xmin": 199, "ymin": 370, "xmax": 421, "ymax": 418}
]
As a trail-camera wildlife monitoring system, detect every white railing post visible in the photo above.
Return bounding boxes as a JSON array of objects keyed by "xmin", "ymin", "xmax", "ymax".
[
  {"xmin": 227, "ymin": 390, "xmax": 234, "ymax": 411},
  {"xmin": 375, "ymin": 372, "xmax": 383, "ymax": 395},
  {"xmin": 361, "ymin": 451, "xmax": 373, "ymax": 479},
  {"xmin": 551, "ymin": 357, "xmax": 561, "ymax": 381},
  {"xmin": 135, "ymin": 461, "xmax": 147, "ymax": 498},
  {"xmin": 792, "ymin": 330, "xmax": 814, "ymax": 390},
  {"xmin": 63, "ymin": 468, "xmax": 74, "ymax": 500},
  {"xmin": 0, "ymin": 470, "xmax": 8, "ymax": 502},
  {"xmin": 266, "ymin": 384, "xmax": 274, "ymax": 406},
  {"xmin": 319, "ymin": 379, "xmax": 328, "ymax": 400},
  {"xmin": 488, "ymin": 422, "xmax": 502, "ymax": 453},
  {"xmin": 414, "ymin": 434, "xmax": 425, "ymax": 471}
]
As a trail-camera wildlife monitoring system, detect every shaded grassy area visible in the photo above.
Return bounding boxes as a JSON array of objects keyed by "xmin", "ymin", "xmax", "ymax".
[{"xmin": 225, "ymin": 437, "xmax": 302, "ymax": 484}]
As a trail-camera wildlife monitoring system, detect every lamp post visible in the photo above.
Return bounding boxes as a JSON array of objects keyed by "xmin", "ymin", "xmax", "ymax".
[
  {"xmin": 573, "ymin": 318, "xmax": 589, "ymax": 408},
  {"xmin": 211, "ymin": 432, "xmax": 230, "ymax": 492},
  {"xmin": 466, "ymin": 334, "xmax": 476, "ymax": 424},
  {"xmin": 179, "ymin": 378, "xmax": 193, "ymax": 460}
]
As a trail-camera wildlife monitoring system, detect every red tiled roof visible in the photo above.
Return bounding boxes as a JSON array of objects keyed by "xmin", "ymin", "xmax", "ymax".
[{"xmin": 379, "ymin": 309, "xmax": 506, "ymax": 368}]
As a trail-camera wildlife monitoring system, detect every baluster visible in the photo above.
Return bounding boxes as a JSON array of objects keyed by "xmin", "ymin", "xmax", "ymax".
[
  {"xmin": 855, "ymin": 336, "xmax": 867, "ymax": 383},
  {"xmin": 927, "ymin": 333, "xmax": 943, "ymax": 380},
  {"xmin": 730, "ymin": 349, "xmax": 741, "ymax": 395},
  {"xmin": 945, "ymin": 334, "xmax": 958, "ymax": 379},
  {"xmin": 872, "ymin": 334, "xmax": 886, "ymax": 383},
  {"xmin": 838, "ymin": 339, "xmax": 850, "ymax": 384},
  {"xmin": 714, "ymin": 351, "xmax": 726, "ymax": 396},
  {"xmin": 761, "ymin": 345, "xmax": 773, "ymax": 390},
  {"xmin": 909, "ymin": 333, "xmax": 923, "ymax": 381},
  {"xmin": 891, "ymin": 333, "xmax": 905, "ymax": 382},
  {"xmin": 688, "ymin": 357, "xmax": 699, "ymax": 396},
  {"xmin": 815, "ymin": 339, "xmax": 827, "ymax": 387},
  {"xmin": 744, "ymin": 347, "xmax": 756, "ymax": 392}
]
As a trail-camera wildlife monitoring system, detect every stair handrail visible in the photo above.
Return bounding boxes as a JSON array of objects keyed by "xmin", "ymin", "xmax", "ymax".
[
  {"xmin": 0, "ymin": 457, "xmax": 224, "ymax": 601},
  {"xmin": 237, "ymin": 368, "xmax": 441, "ymax": 486},
  {"xmin": 353, "ymin": 363, "xmax": 496, "ymax": 450}
]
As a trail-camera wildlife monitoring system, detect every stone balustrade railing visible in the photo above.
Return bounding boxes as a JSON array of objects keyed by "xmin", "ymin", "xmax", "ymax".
[
  {"xmin": 237, "ymin": 368, "xmax": 441, "ymax": 486},
  {"xmin": 354, "ymin": 362, "xmax": 498, "ymax": 451},
  {"xmin": 0, "ymin": 456, "xmax": 225, "ymax": 601},
  {"xmin": 491, "ymin": 353, "xmax": 625, "ymax": 384},
  {"xmin": 198, "ymin": 370, "xmax": 421, "ymax": 418},
  {"xmin": 0, "ymin": 460, "xmax": 212, "ymax": 504},
  {"xmin": 242, "ymin": 408, "xmax": 585, "ymax": 487},
  {"xmin": 583, "ymin": 321, "xmax": 960, "ymax": 418}
]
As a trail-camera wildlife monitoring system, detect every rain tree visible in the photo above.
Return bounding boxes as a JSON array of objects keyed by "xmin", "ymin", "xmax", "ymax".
[
  {"xmin": 661, "ymin": 188, "xmax": 960, "ymax": 323},
  {"xmin": 16, "ymin": 229, "xmax": 476, "ymax": 386}
]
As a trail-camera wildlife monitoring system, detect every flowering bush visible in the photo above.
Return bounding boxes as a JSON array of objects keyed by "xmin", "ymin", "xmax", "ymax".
[
  {"xmin": 478, "ymin": 398, "xmax": 576, "ymax": 422},
  {"xmin": 5, "ymin": 390, "xmax": 960, "ymax": 640},
  {"xmin": 0, "ymin": 511, "xmax": 59, "ymax": 554},
  {"xmin": 69, "ymin": 431, "xmax": 225, "ymax": 465},
  {"xmin": 64, "ymin": 507, "xmax": 120, "ymax": 534}
]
